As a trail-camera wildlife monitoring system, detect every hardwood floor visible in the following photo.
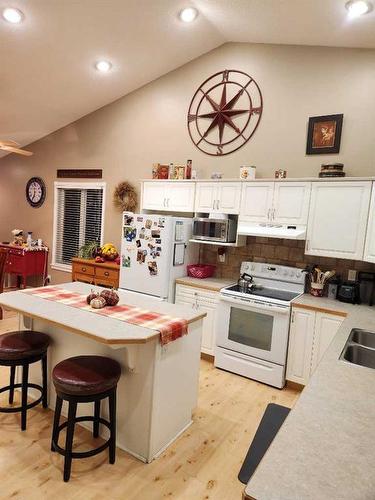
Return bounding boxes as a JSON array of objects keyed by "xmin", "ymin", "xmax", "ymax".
[{"xmin": 0, "ymin": 316, "xmax": 300, "ymax": 500}]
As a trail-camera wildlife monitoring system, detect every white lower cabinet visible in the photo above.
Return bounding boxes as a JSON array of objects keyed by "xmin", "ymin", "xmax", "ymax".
[
  {"xmin": 175, "ymin": 284, "xmax": 219, "ymax": 355},
  {"xmin": 286, "ymin": 307, "xmax": 345, "ymax": 385}
]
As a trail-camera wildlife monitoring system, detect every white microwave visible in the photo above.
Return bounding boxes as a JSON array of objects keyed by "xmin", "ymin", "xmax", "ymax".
[{"xmin": 192, "ymin": 218, "xmax": 237, "ymax": 243}]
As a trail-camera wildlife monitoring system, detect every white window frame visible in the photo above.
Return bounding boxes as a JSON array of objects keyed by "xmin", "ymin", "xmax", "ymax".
[{"xmin": 51, "ymin": 181, "xmax": 106, "ymax": 273}]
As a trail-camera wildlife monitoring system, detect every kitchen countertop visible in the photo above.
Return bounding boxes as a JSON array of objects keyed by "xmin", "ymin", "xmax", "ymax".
[
  {"xmin": 245, "ymin": 295, "xmax": 375, "ymax": 500},
  {"xmin": 292, "ymin": 293, "xmax": 357, "ymax": 316},
  {"xmin": 175, "ymin": 276, "xmax": 235, "ymax": 292},
  {"xmin": 0, "ymin": 282, "xmax": 206, "ymax": 345}
]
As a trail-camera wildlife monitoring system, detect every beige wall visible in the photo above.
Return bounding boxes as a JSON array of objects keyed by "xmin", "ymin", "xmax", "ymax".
[{"xmin": 0, "ymin": 42, "xmax": 374, "ymax": 283}]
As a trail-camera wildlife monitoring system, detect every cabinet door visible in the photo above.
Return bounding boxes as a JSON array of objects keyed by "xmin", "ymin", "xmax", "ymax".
[
  {"xmin": 239, "ymin": 182, "xmax": 274, "ymax": 223},
  {"xmin": 305, "ymin": 181, "xmax": 371, "ymax": 260},
  {"xmin": 166, "ymin": 182, "xmax": 195, "ymax": 212},
  {"xmin": 310, "ymin": 312, "xmax": 344, "ymax": 374},
  {"xmin": 286, "ymin": 308, "xmax": 315, "ymax": 385},
  {"xmin": 363, "ymin": 184, "xmax": 375, "ymax": 263},
  {"xmin": 273, "ymin": 182, "xmax": 311, "ymax": 225},
  {"xmin": 215, "ymin": 182, "xmax": 241, "ymax": 214},
  {"xmin": 175, "ymin": 284, "xmax": 218, "ymax": 355},
  {"xmin": 195, "ymin": 183, "xmax": 217, "ymax": 212},
  {"xmin": 142, "ymin": 182, "xmax": 166, "ymax": 211}
]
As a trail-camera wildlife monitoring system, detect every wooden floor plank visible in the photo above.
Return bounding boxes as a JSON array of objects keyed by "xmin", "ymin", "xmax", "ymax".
[{"xmin": 0, "ymin": 316, "xmax": 300, "ymax": 499}]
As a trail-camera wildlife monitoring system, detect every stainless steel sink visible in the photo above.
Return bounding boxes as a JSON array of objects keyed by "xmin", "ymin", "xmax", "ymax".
[
  {"xmin": 340, "ymin": 329, "xmax": 375, "ymax": 370},
  {"xmin": 351, "ymin": 329, "xmax": 375, "ymax": 349},
  {"xmin": 342, "ymin": 345, "xmax": 375, "ymax": 369}
]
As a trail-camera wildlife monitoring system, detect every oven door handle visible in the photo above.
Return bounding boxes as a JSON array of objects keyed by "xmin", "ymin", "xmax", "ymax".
[{"xmin": 220, "ymin": 294, "xmax": 290, "ymax": 314}]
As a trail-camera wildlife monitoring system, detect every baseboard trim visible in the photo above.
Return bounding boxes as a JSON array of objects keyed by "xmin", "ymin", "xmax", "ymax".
[
  {"xmin": 201, "ymin": 352, "xmax": 214, "ymax": 362},
  {"xmin": 286, "ymin": 380, "xmax": 304, "ymax": 391}
]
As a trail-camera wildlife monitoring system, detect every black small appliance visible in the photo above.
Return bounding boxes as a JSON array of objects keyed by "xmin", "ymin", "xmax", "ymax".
[{"xmin": 337, "ymin": 281, "xmax": 360, "ymax": 304}]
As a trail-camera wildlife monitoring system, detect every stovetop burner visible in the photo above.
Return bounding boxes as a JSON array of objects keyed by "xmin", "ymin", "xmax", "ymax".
[{"xmin": 223, "ymin": 284, "xmax": 301, "ymax": 302}]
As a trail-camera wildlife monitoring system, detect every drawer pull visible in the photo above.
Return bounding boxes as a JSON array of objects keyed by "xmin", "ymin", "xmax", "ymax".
[
  {"xmin": 81, "ymin": 267, "xmax": 86, "ymax": 272},
  {"xmin": 104, "ymin": 271, "xmax": 109, "ymax": 277}
]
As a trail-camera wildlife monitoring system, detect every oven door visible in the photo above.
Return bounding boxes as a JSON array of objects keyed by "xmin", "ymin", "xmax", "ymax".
[
  {"xmin": 216, "ymin": 295, "xmax": 290, "ymax": 365},
  {"xmin": 192, "ymin": 219, "xmax": 227, "ymax": 242}
]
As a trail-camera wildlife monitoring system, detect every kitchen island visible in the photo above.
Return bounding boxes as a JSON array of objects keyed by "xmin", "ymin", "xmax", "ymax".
[
  {"xmin": 0, "ymin": 282, "xmax": 205, "ymax": 463},
  {"xmin": 244, "ymin": 296, "xmax": 375, "ymax": 500}
]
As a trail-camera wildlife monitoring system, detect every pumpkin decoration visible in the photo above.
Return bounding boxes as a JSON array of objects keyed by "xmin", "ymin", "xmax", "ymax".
[
  {"xmin": 90, "ymin": 296, "xmax": 106, "ymax": 309},
  {"xmin": 113, "ymin": 181, "xmax": 137, "ymax": 212},
  {"xmin": 86, "ymin": 290, "xmax": 99, "ymax": 305},
  {"xmin": 100, "ymin": 289, "xmax": 120, "ymax": 306}
]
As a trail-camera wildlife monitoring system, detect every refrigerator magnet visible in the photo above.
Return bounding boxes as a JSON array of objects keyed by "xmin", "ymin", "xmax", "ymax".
[
  {"xmin": 158, "ymin": 218, "xmax": 165, "ymax": 228},
  {"xmin": 123, "ymin": 213, "xmax": 134, "ymax": 225},
  {"xmin": 122, "ymin": 255, "xmax": 131, "ymax": 268},
  {"xmin": 139, "ymin": 227, "xmax": 145, "ymax": 239},
  {"xmin": 124, "ymin": 227, "xmax": 137, "ymax": 242},
  {"xmin": 145, "ymin": 219, "xmax": 152, "ymax": 229},
  {"xmin": 136, "ymin": 239, "xmax": 141, "ymax": 248},
  {"xmin": 136, "ymin": 216, "xmax": 144, "ymax": 222},
  {"xmin": 151, "ymin": 229, "xmax": 160, "ymax": 238},
  {"xmin": 148, "ymin": 261, "xmax": 158, "ymax": 276}
]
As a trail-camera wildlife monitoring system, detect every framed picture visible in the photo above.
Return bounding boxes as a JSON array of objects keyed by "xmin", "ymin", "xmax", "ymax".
[{"xmin": 306, "ymin": 114, "xmax": 343, "ymax": 155}]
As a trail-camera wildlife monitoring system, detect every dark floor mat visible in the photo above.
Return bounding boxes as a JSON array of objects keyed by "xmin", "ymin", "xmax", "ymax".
[{"xmin": 238, "ymin": 403, "xmax": 290, "ymax": 485}]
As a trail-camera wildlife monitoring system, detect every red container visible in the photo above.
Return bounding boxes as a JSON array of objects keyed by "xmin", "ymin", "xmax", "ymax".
[{"xmin": 187, "ymin": 264, "xmax": 216, "ymax": 279}]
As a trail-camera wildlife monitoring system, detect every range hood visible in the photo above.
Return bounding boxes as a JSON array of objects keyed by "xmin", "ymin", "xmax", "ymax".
[{"xmin": 237, "ymin": 222, "xmax": 306, "ymax": 240}]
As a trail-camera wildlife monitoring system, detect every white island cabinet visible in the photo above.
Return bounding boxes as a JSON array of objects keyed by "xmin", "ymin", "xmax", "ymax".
[
  {"xmin": 305, "ymin": 181, "xmax": 371, "ymax": 260},
  {"xmin": 0, "ymin": 282, "xmax": 205, "ymax": 463}
]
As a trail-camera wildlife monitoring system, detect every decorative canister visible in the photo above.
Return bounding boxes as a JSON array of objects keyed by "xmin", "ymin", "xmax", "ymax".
[
  {"xmin": 275, "ymin": 169, "xmax": 287, "ymax": 179},
  {"xmin": 240, "ymin": 165, "xmax": 256, "ymax": 180},
  {"xmin": 310, "ymin": 282, "xmax": 324, "ymax": 297}
]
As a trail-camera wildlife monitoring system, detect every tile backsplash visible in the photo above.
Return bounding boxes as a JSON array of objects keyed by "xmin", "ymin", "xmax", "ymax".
[{"xmin": 200, "ymin": 237, "xmax": 375, "ymax": 281}]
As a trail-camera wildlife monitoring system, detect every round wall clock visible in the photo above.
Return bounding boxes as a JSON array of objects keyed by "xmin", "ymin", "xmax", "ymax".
[
  {"xmin": 187, "ymin": 69, "xmax": 263, "ymax": 156},
  {"xmin": 26, "ymin": 177, "xmax": 46, "ymax": 208}
]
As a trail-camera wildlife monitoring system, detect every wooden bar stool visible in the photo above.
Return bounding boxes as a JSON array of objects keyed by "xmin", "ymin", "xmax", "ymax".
[
  {"xmin": 51, "ymin": 355, "xmax": 121, "ymax": 482},
  {"xmin": 0, "ymin": 331, "xmax": 50, "ymax": 430}
]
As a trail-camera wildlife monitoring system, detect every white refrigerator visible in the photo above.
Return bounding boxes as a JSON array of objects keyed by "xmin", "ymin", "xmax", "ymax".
[{"xmin": 119, "ymin": 212, "xmax": 198, "ymax": 301}]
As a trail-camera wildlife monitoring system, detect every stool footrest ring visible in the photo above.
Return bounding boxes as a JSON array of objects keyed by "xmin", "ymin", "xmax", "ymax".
[
  {"xmin": 52, "ymin": 416, "xmax": 112, "ymax": 459},
  {"xmin": 0, "ymin": 383, "xmax": 43, "ymax": 413}
]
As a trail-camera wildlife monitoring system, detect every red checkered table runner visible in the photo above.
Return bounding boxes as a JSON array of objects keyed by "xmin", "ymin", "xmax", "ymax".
[{"xmin": 23, "ymin": 286, "xmax": 188, "ymax": 345}]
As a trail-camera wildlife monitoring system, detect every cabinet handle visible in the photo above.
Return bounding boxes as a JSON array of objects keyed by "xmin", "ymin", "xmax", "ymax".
[
  {"xmin": 306, "ymin": 240, "xmax": 309, "ymax": 251},
  {"xmin": 104, "ymin": 271, "xmax": 109, "ymax": 277},
  {"xmin": 267, "ymin": 209, "xmax": 271, "ymax": 220},
  {"xmin": 163, "ymin": 198, "xmax": 166, "ymax": 207},
  {"xmin": 272, "ymin": 208, "xmax": 276, "ymax": 220},
  {"xmin": 216, "ymin": 200, "xmax": 220, "ymax": 210},
  {"xmin": 291, "ymin": 311, "xmax": 295, "ymax": 323},
  {"xmin": 167, "ymin": 198, "xmax": 169, "ymax": 207},
  {"xmin": 82, "ymin": 267, "xmax": 86, "ymax": 272}
]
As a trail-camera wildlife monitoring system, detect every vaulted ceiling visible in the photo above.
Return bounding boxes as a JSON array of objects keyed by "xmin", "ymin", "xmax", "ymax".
[{"xmin": 1, "ymin": 0, "xmax": 375, "ymax": 156}]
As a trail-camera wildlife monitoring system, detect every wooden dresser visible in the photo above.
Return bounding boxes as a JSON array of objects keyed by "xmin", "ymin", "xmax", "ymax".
[
  {"xmin": 0, "ymin": 243, "xmax": 48, "ymax": 288},
  {"xmin": 71, "ymin": 258, "xmax": 120, "ymax": 289}
]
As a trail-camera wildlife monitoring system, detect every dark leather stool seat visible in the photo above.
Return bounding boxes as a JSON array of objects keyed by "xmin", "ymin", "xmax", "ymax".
[
  {"xmin": 0, "ymin": 331, "xmax": 50, "ymax": 360},
  {"xmin": 52, "ymin": 355, "xmax": 121, "ymax": 396},
  {"xmin": 0, "ymin": 330, "xmax": 50, "ymax": 431},
  {"xmin": 51, "ymin": 355, "xmax": 121, "ymax": 482}
]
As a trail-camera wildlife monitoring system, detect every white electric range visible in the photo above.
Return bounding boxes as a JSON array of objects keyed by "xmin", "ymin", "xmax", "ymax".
[{"xmin": 215, "ymin": 262, "xmax": 306, "ymax": 388}]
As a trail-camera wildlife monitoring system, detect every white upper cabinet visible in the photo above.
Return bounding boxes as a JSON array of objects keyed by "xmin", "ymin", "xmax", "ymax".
[
  {"xmin": 142, "ymin": 181, "xmax": 195, "ymax": 212},
  {"xmin": 240, "ymin": 181, "xmax": 311, "ymax": 225},
  {"xmin": 195, "ymin": 182, "xmax": 241, "ymax": 214},
  {"xmin": 194, "ymin": 183, "xmax": 217, "ymax": 212},
  {"xmin": 142, "ymin": 182, "xmax": 166, "ymax": 211},
  {"xmin": 305, "ymin": 181, "xmax": 371, "ymax": 260},
  {"xmin": 272, "ymin": 182, "xmax": 311, "ymax": 225},
  {"xmin": 363, "ymin": 183, "xmax": 375, "ymax": 263},
  {"xmin": 240, "ymin": 182, "xmax": 274, "ymax": 223}
]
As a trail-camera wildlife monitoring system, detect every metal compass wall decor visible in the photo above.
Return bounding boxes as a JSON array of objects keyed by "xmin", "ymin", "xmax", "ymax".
[{"xmin": 187, "ymin": 69, "xmax": 263, "ymax": 156}]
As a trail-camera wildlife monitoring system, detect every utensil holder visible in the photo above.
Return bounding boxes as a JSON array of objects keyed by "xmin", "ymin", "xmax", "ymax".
[{"xmin": 310, "ymin": 282, "xmax": 324, "ymax": 297}]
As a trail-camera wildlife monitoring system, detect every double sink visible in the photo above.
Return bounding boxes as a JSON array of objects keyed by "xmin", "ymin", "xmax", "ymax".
[{"xmin": 341, "ymin": 329, "xmax": 375, "ymax": 369}]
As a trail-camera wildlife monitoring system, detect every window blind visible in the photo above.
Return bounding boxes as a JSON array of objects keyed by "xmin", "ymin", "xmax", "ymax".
[{"xmin": 54, "ymin": 186, "xmax": 104, "ymax": 266}]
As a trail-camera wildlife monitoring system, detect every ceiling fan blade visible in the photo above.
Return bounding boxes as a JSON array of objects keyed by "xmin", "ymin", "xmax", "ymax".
[
  {"xmin": 0, "ymin": 140, "xmax": 20, "ymax": 147},
  {"xmin": 0, "ymin": 145, "xmax": 33, "ymax": 156}
]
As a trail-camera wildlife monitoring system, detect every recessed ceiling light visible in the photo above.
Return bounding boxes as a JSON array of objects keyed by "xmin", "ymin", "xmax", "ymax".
[
  {"xmin": 2, "ymin": 7, "xmax": 24, "ymax": 23},
  {"xmin": 179, "ymin": 7, "xmax": 198, "ymax": 23},
  {"xmin": 95, "ymin": 60, "xmax": 112, "ymax": 73},
  {"xmin": 345, "ymin": 0, "xmax": 373, "ymax": 17}
]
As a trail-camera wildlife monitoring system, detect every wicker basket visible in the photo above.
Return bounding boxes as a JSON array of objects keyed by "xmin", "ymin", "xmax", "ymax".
[{"xmin": 187, "ymin": 264, "xmax": 216, "ymax": 279}]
